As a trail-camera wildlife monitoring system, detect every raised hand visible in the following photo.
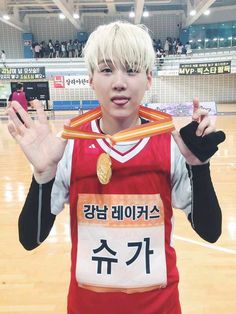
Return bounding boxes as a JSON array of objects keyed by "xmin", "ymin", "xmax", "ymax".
[
  {"xmin": 7, "ymin": 100, "xmax": 67, "ymax": 183},
  {"xmin": 172, "ymin": 99, "xmax": 217, "ymax": 165}
]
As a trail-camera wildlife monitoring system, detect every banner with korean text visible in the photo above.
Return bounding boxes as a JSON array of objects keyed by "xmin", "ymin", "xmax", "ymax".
[
  {"xmin": 64, "ymin": 75, "xmax": 90, "ymax": 88},
  {"xmin": 0, "ymin": 67, "xmax": 46, "ymax": 80},
  {"xmin": 144, "ymin": 102, "xmax": 217, "ymax": 116},
  {"xmin": 179, "ymin": 61, "xmax": 231, "ymax": 75}
]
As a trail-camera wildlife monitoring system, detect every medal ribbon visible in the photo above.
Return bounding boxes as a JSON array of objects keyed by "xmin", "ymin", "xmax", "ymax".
[{"xmin": 61, "ymin": 105, "xmax": 175, "ymax": 145}]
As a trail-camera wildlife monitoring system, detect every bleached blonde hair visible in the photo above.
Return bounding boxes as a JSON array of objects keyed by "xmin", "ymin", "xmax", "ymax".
[{"xmin": 83, "ymin": 21, "xmax": 156, "ymax": 76}]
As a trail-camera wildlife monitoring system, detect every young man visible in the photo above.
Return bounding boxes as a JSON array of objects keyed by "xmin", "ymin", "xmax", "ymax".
[{"xmin": 7, "ymin": 21, "xmax": 223, "ymax": 314}]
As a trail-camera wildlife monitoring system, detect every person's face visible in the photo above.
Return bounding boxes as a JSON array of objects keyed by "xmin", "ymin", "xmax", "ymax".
[{"xmin": 89, "ymin": 59, "xmax": 152, "ymax": 121}]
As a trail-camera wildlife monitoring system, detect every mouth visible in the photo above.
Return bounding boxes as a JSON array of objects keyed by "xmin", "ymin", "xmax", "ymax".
[{"xmin": 111, "ymin": 96, "xmax": 130, "ymax": 106}]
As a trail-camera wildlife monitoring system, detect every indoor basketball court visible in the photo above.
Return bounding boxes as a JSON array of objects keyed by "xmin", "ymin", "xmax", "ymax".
[{"xmin": 0, "ymin": 1, "xmax": 236, "ymax": 314}]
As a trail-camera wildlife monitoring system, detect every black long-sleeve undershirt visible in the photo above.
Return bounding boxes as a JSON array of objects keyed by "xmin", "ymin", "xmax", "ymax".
[
  {"xmin": 186, "ymin": 163, "xmax": 222, "ymax": 243},
  {"xmin": 18, "ymin": 163, "xmax": 221, "ymax": 250},
  {"xmin": 18, "ymin": 176, "xmax": 56, "ymax": 250}
]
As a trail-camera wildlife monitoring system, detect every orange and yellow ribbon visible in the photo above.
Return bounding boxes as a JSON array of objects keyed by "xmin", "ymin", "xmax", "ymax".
[{"xmin": 61, "ymin": 105, "xmax": 175, "ymax": 145}]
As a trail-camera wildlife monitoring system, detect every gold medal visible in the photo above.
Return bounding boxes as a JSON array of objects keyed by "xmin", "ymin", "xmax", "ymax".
[{"xmin": 96, "ymin": 152, "xmax": 112, "ymax": 185}]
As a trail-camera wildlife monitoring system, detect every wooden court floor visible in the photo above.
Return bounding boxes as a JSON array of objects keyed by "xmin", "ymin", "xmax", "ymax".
[{"xmin": 0, "ymin": 113, "xmax": 235, "ymax": 314}]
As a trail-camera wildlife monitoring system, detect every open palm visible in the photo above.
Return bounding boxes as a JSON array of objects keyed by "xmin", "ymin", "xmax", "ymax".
[{"xmin": 8, "ymin": 100, "xmax": 67, "ymax": 182}]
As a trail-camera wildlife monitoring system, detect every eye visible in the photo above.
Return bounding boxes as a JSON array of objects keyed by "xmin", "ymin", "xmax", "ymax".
[
  {"xmin": 127, "ymin": 68, "xmax": 139, "ymax": 74},
  {"xmin": 100, "ymin": 67, "xmax": 112, "ymax": 73}
]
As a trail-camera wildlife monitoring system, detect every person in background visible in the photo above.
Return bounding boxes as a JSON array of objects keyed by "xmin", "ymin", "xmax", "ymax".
[
  {"xmin": 164, "ymin": 38, "xmax": 169, "ymax": 56},
  {"xmin": 67, "ymin": 40, "xmax": 74, "ymax": 58},
  {"xmin": 7, "ymin": 83, "xmax": 30, "ymax": 123},
  {"xmin": 54, "ymin": 40, "xmax": 61, "ymax": 58},
  {"xmin": 61, "ymin": 42, "xmax": 66, "ymax": 57},
  {"xmin": 185, "ymin": 41, "xmax": 192, "ymax": 56},
  {"xmin": 40, "ymin": 41, "xmax": 46, "ymax": 58},
  {"xmin": 1, "ymin": 50, "xmax": 6, "ymax": 67},
  {"xmin": 34, "ymin": 43, "xmax": 41, "ymax": 59},
  {"xmin": 48, "ymin": 40, "xmax": 54, "ymax": 58},
  {"xmin": 73, "ymin": 39, "xmax": 79, "ymax": 58},
  {"xmin": 172, "ymin": 38, "xmax": 177, "ymax": 54},
  {"xmin": 176, "ymin": 42, "xmax": 183, "ymax": 55},
  {"xmin": 7, "ymin": 21, "xmax": 224, "ymax": 314}
]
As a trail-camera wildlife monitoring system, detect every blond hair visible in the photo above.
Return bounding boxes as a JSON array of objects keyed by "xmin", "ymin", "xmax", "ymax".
[{"xmin": 83, "ymin": 21, "xmax": 155, "ymax": 75}]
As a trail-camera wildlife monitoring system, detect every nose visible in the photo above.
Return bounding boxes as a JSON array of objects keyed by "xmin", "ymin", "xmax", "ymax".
[{"xmin": 111, "ymin": 70, "xmax": 127, "ymax": 91}]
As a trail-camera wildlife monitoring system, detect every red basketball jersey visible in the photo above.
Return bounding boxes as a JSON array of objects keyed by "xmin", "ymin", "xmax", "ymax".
[{"xmin": 67, "ymin": 121, "xmax": 181, "ymax": 314}]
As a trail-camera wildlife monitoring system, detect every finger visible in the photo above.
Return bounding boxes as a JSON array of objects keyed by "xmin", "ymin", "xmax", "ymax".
[
  {"xmin": 202, "ymin": 125, "xmax": 216, "ymax": 137},
  {"xmin": 196, "ymin": 116, "xmax": 212, "ymax": 136},
  {"xmin": 11, "ymin": 101, "xmax": 33, "ymax": 128},
  {"xmin": 55, "ymin": 119, "xmax": 71, "ymax": 142},
  {"xmin": 192, "ymin": 97, "xmax": 200, "ymax": 113},
  {"xmin": 32, "ymin": 100, "xmax": 48, "ymax": 124},
  {"xmin": 56, "ymin": 130, "xmax": 68, "ymax": 143},
  {"xmin": 192, "ymin": 108, "xmax": 209, "ymax": 123},
  {"xmin": 8, "ymin": 122, "xmax": 22, "ymax": 142},
  {"xmin": 7, "ymin": 107, "xmax": 26, "ymax": 133},
  {"xmin": 56, "ymin": 119, "xmax": 71, "ymax": 137}
]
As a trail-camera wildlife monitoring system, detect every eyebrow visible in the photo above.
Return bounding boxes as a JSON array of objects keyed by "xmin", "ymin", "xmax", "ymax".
[
  {"xmin": 97, "ymin": 60, "xmax": 142, "ymax": 72},
  {"xmin": 98, "ymin": 60, "xmax": 139, "ymax": 67},
  {"xmin": 98, "ymin": 59, "xmax": 112, "ymax": 65}
]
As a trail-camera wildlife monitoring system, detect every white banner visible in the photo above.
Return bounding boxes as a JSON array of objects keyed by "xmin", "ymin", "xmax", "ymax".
[
  {"xmin": 144, "ymin": 102, "xmax": 217, "ymax": 116},
  {"xmin": 64, "ymin": 75, "xmax": 90, "ymax": 88},
  {"xmin": 158, "ymin": 70, "xmax": 179, "ymax": 76}
]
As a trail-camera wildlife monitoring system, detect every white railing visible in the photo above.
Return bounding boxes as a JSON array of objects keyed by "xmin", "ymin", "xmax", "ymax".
[{"xmin": 2, "ymin": 50, "xmax": 236, "ymax": 74}]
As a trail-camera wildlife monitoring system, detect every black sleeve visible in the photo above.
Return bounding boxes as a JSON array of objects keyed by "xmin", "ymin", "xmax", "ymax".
[
  {"xmin": 186, "ymin": 163, "xmax": 222, "ymax": 243},
  {"xmin": 18, "ymin": 176, "xmax": 56, "ymax": 250}
]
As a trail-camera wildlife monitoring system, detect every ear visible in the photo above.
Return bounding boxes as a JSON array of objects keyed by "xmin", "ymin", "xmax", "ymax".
[{"xmin": 146, "ymin": 71, "xmax": 152, "ymax": 91}]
